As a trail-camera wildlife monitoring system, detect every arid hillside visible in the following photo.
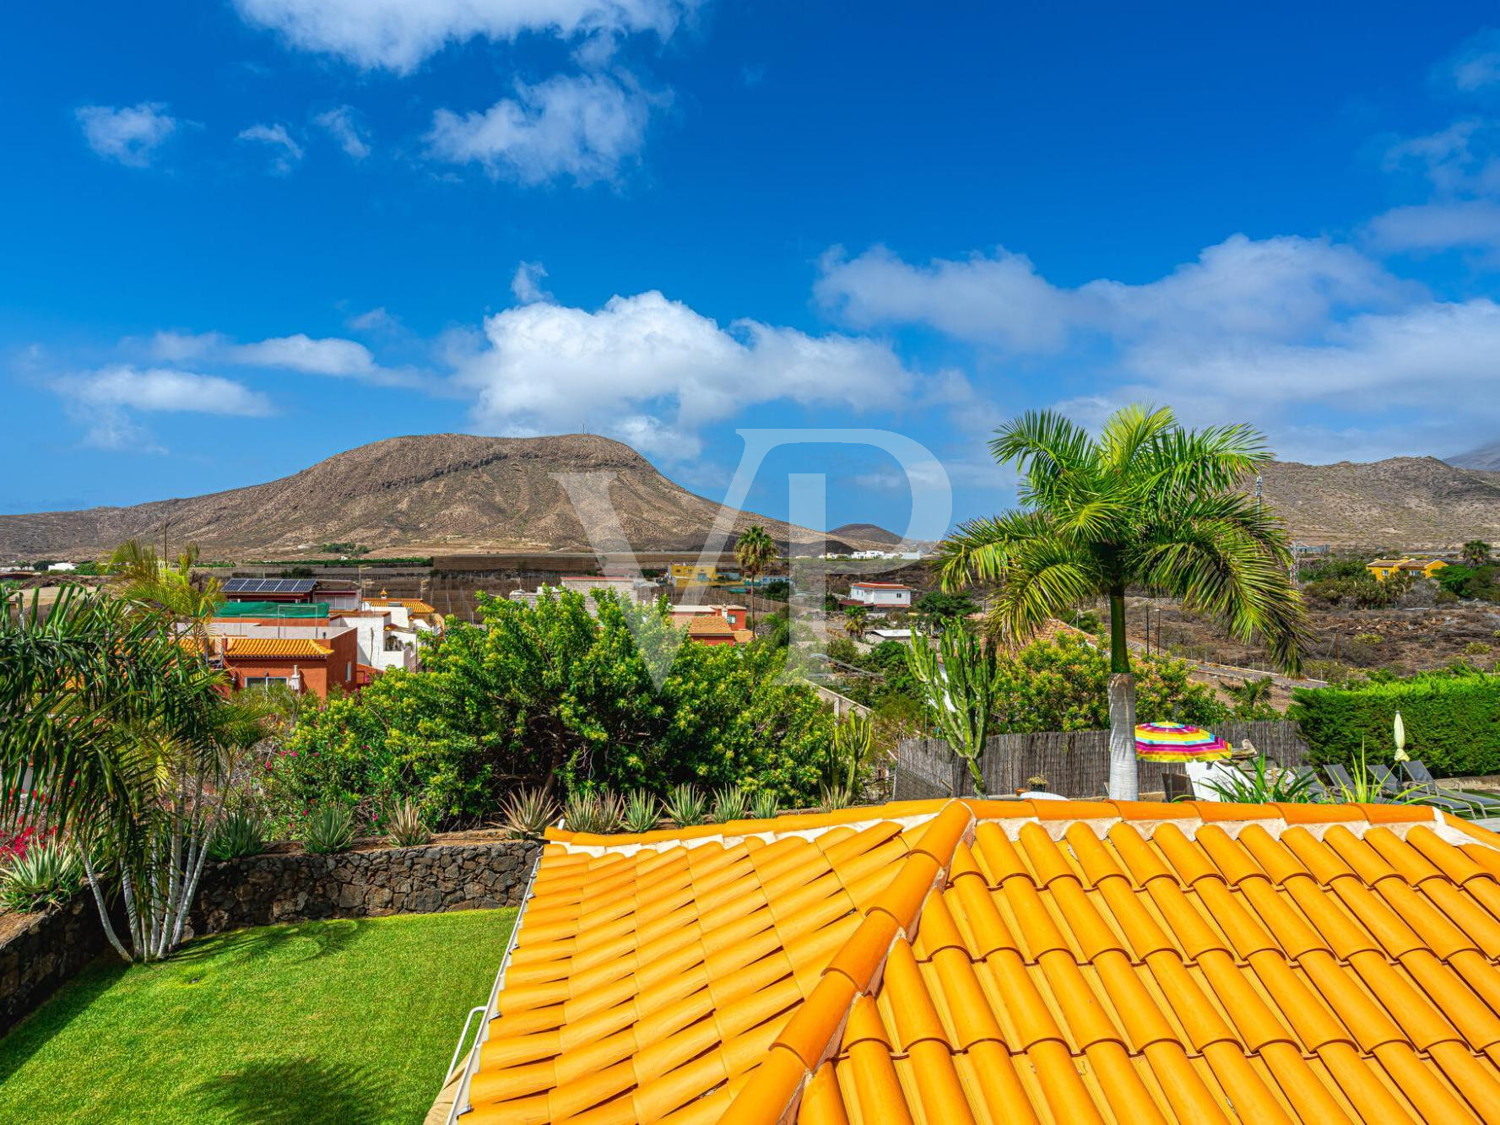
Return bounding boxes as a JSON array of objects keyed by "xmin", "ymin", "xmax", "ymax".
[
  {"xmin": 1258, "ymin": 456, "xmax": 1500, "ymax": 549},
  {"xmin": 0, "ymin": 434, "xmax": 891, "ymax": 559}
]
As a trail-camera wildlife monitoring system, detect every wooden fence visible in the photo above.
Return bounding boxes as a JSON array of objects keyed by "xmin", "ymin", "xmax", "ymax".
[{"xmin": 894, "ymin": 720, "xmax": 1307, "ymax": 801}]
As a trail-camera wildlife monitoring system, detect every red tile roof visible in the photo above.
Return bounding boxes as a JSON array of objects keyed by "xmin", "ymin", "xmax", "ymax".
[
  {"xmin": 448, "ymin": 797, "xmax": 1500, "ymax": 1124},
  {"xmin": 686, "ymin": 615, "xmax": 735, "ymax": 638},
  {"xmin": 223, "ymin": 637, "xmax": 332, "ymax": 658}
]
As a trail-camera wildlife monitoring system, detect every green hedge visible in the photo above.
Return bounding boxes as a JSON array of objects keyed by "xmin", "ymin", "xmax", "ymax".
[{"xmin": 1291, "ymin": 674, "xmax": 1500, "ymax": 777}]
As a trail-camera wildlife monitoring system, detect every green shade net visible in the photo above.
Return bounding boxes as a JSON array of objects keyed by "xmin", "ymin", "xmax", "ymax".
[{"xmin": 213, "ymin": 601, "xmax": 331, "ymax": 619}]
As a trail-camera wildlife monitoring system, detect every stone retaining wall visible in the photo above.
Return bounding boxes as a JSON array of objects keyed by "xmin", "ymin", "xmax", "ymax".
[
  {"xmin": 186, "ymin": 839, "xmax": 541, "ymax": 939},
  {"xmin": 0, "ymin": 839, "xmax": 541, "ymax": 1038},
  {"xmin": 0, "ymin": 895, "xmax": 123, "ymax": 1038}
]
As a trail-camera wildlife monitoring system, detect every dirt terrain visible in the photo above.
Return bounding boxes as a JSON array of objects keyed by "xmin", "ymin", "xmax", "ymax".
[
  {"xmin": 0, "ymin": 434, "xmax": 896, "ymax": 561},
  {"xmin": 1113, "ymin": 595, "xmax": 1500, "ymax": 711}
]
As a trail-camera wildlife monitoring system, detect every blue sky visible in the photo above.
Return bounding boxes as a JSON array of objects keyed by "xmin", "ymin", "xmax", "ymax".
[{"xmin": 3, "ymin": 3, "xmax": 1500, "ymax": 538}]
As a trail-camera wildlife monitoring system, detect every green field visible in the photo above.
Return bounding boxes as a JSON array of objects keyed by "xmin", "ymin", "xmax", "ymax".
[{"xmin": 0, "ymin": 909, "xmax": 515, "ymax": 1124}]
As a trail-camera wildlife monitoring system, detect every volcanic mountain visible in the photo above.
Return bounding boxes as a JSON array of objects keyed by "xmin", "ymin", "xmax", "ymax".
[
  {"xmin": 1256, "ymin": 456, "xmax": 1500, "ymax": 549},
  {"xmin": 0, "ymin": 434, "xmax": 893, "ymax": 560}
]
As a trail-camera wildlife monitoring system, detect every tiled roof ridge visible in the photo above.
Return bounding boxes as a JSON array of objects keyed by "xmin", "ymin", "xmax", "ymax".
[{"xmin": 543, "ymin": 796, "xmax": 1492, "ymax": 857}]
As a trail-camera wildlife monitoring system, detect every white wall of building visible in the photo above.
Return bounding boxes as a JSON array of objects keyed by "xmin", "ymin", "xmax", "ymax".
[{"xmin": 848, "ymin": 584, "xmax": 912, "ymax": 608}]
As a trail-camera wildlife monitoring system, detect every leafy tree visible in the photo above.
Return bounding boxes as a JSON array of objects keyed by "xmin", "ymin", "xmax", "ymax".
[
  {"xmin": 989, "ymin": 633, "xmax": 1226, "ymax": 734},
  {"xmin": 1224, "ymin": 675, "xmax": 1279, "ymax": 720},
  {"xmin": 938, "ymin": 405, "xmax": 1305, "ymax": 799},
  {"xmin": 734, "ymin": 525, "xmax": 777, "ymax": 630},
  {"xmin": 1462, "ymin": 540, "xmax": 1492, "ymax": 568},
  {"xmin": 913, "ymin": 590, "xmax": 979, "ymax": 623},
  {"xmin": 905, "ymin": 624, "xmax": 1003, "ymax": 797},
  {"xmin": 825, "ymin": 636, "xmax": 857, "ymax": 665},
  {"xmin": 271, "ymin": 590, "xmax": 834, "ymax": 823}
]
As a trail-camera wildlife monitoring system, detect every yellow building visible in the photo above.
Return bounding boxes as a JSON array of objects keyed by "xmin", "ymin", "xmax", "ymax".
[
  {"xmin": 669, "ymin": 563, "xmax": 721, "ymax": 589},
  {"xmin": 1367, "ymin": 557, "xmax": 1448, "ymax": 582}
]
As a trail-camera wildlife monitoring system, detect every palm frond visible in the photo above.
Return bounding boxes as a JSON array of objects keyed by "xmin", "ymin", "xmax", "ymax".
[
  {"xmin": 935, "ymin": 510, "xmax": 1056, "ymax": 590},
  {"xmin": 1135, "ymin": 423, "xmax": 1271, "ymax": 503},
  {"xmin": 1097, "ymin": 403, "xmax": 1176, "ymax": 473},
  {"xmin": 1129, "ymin": 496, "xmax": 1308, "ymax": 672},
  {"xmin": 987, "ymin": 540, "xmax": 1105, "ymax": 644},
  {"xmin": 988, "ymin": 410, "xmax": 1098, "ymax": 511}
]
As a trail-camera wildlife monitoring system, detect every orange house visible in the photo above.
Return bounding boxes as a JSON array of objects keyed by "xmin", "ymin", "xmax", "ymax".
[{"xmin": 220, "ymin": 632, "xmax": 359, "ymax": 698}]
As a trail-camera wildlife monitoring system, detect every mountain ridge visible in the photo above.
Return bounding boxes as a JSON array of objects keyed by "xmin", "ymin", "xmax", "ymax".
[
  {"xmin": 1257, "ymin": 455, "xmax": 1500, "ymax": 548},
  {"xmin": 0, "ymin": 434, "xmax": 894, "ymax": 559},
  {"xmin": 1449, "ymin": 440, "xmax": 1500, "ymax": 474},
  {"xmin": 6, "ymin": 438, "xmax": 1498, "ymax": 560}
]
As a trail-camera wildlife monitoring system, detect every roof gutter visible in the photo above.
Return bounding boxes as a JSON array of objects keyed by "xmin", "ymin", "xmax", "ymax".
[{"xmin": 442, "ymin": 838, "xmax": 546, "ymax": 1125}]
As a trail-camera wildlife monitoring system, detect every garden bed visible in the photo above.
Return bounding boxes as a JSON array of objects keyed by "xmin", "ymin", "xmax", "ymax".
[{"xmin": 0, "ymin": 909, "xmax": 516, "ymax": 1123}]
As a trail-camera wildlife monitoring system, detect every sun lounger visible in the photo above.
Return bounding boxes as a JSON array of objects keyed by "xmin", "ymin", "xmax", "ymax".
[
  {"xmin": 1286, "ymin": 766, "xmax": 1333, "ymax": 803},
  {"xmin": 1321, "ymin": 763, "xmax": 1367, "ymax": 800},
  {"xmin": 1370, "ymin": 763, "xmax": 1474, "ymax": 816},
  {"xmin": 1401, "ymin": 760, "xmax": 1500, "ymax": 814}
]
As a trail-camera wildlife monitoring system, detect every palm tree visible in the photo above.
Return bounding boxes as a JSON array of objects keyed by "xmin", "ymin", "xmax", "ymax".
[
  {"xmin": 0, "ymin": 577, "xmax": 265, "ymax": 961},
  {"xmin": 1226, "ymin": 675, "xmax": 1276, "ymax": 719},
  {"xmin": 1462, "ymin": 540, "xmax": 1492, "ymax": 568},
  {"xmin": 937, "ymin": 405, "xmax": 1306, "ymax": 800},
  {"xmin": 734, "ymin": 525, "xmax": 777, "ymax": 631},
  {"xmin": 106, "ymin": 539, "xmax": 222, "ymax": 652},
  {"xmin": 843, "ymin": 604, "xmax": 869, "ymax": 640}
]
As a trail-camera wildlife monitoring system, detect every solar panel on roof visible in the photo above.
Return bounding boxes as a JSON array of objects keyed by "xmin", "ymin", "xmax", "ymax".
[{"xmin": 222, "ymin": 577, "xmax": 316, "ymax": 594}]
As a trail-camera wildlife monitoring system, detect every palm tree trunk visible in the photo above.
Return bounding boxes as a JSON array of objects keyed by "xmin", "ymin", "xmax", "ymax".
[{"xmin": 1107, "ymin": 589, "xmax": 1138, "ymax": 801}]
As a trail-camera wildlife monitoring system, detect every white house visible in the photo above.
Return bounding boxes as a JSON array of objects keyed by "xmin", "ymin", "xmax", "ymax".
[
  {"xmin": 46, "ymin": 562, "xmax": 78, "ymax": 572},
  {"xmin": 843, "ymin": 582, "xmax": 913, "ymax": 610},
  {"xmin": 333, "ymin": 608, "xmax": 418, "ymax": 672}
]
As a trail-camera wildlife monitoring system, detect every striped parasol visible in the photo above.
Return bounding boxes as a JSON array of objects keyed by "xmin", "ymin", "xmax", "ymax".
[{"xmin": 1134, "ymin": 722, "xmax": 1231, "ymax": 763}]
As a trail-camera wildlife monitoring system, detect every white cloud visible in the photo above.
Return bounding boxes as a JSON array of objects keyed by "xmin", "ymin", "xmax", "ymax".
[
  {"xmin": 56, "ymin": 366, "xmax": 273, "ymax": 450},
  {"xmin": 1442, "ymin": 29, "xmax": 1500, "ymax": 92},
  {"xmin": 75, "ymin": 103, "xmax": 177, "ymax": 167},
  {"xmin": 1367, "ymin": 199, "xmax": 1500, "ymax": 252},
  {"xmin": 231, "ymin": 0, "xmax": 695, "ymax": 73},
  {"xmin": 818, "ymin": 234, "xmax": 1407, "ymax": 352},
  {"xmin": 1369, "ymin": 118, "xmax": 1500, "ymax": 254},
  {"xmin": 426, "ymin": 74, "xmax": 656, "ymax": 186},
  {"xmin": 817, "ymin": 233, "xmax": 1500, "ymax": 458},
  {"xmin": 149, "ymin": 331, "xmax": 414, "ymax": 385},
  {"xmin": 232, "ymin": 334, "xmax": 377, "ymax": 377},
  {"xmin": 237, "ymin": 123, "xmax": 305, "ymax": 174},
  {"xmin": 348, "ymin": 307, "xmax": 398, "ymax": 332},
  {"xmin": 510, "ymin": 261, "xmax": 551, "ymax": 303},
  {"xmin": 314, "ymin": 106, "xmax": 371, "ymax": 159},
  {"xmin": 455, "ymin": 289, "xmax": 921, "ymax": 459}
]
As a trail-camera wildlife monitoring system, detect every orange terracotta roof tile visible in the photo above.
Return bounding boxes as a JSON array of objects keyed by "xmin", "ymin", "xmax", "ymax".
[
  {"xmin": 223, "ymin": 637, "xmax": 332, "ymax": 658},
  {"xmin": 367, "ymin": 597, "xmax": 438, "ymax": 613},
  {"xmin": 448, "ymin": 797, "xmax": 1500, "ymax": 1124},
  {"xmin": 686, "ymin": 616, "xmax": 735, "ymax": 637}
]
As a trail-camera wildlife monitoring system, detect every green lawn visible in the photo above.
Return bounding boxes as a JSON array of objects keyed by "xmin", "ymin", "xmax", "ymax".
[{"xmin": 0, "ymin": 908, "xmax": 516, "ymax": 1124}]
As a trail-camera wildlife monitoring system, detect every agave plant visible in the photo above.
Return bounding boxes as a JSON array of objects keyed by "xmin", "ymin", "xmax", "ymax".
[
  {"xmin": 0, "ymin": 838, "xmax": 84, "ymax": 913},
  {"xmin": 563, "ymin": 791, "xmax": 624, "ymax": 834},
  {"xmin": 664, "ymin": 784, "xmax": 708, "ymax": 828},
  {"xmin": 385, "ymin": 799, "xmax": 431, "ymax": 848},
  {"xmin": 300, "ymin": 804, "xmax": 356, "ymax": 855},
  {"xmin": 749, "ymin": 790, "xmax": 780, "ymax": 821},
  {"xmin": 498, "ymin": 789, "xmax": 557, "ymax": 840},
  {"xmin": 711, "ymin": 785, "xmax": 747, "ymax": 824},
  {"xmin": 1205, "ymin": 756, "xmax": 1319, "ymax": 804},
  {"xmin": 623, "ymin": 789, "xmax": 660, "ymax": 834},
  {"xmin": 819, "ymin": 783, "xmax": 856, "ymax": 812},
  {"xmin": 209, "ymin": 808, "xmax": 266, "ymax": 861}
]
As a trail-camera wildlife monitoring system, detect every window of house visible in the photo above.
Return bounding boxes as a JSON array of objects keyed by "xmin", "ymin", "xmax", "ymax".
[{"xmin": 242, "ymin": 676, "xmax": 289, "ymax": 689}]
